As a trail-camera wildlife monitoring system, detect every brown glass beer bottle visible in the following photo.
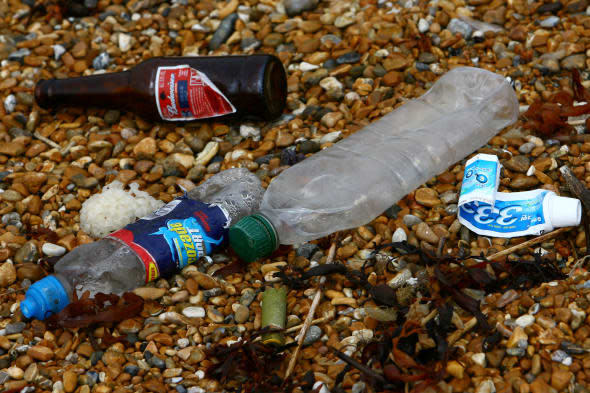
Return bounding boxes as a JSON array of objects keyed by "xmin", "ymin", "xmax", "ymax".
[{"xmin": 35, "ymin": 55, "xmax": 287, "ymax": 121}]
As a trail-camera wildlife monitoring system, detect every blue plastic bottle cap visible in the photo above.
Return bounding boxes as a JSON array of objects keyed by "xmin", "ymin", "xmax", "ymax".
[{"xmin": 21, "ymin": 275, "xmax": 70, "ymax": 320}]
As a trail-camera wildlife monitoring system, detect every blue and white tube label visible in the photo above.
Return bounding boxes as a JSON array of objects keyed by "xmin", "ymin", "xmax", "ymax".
[
  {"xmin": 459, "ymin": 154, "xmax": 501, "ymax": 207},
  {"xmin": 459, "ymin": 190, "xmax": 550, "ymax": 238}
]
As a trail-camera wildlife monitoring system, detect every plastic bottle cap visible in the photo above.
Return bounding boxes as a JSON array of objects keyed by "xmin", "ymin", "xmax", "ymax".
[
  {"xmin": 20, "ymin": 275, "xmax": 69, "ymax": 320},
  {"xmin": 549, "ymin": 195, "xmax": 582, "ymax": 228},
  {"xmin": 229, "ymin": 214, "xmax": 278, "ymax": 263}
]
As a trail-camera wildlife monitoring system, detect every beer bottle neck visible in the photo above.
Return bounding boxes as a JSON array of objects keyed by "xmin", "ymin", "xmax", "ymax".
[{"xmin": 35, "ymin": 71, "xmax": 132, "ymax": 110}]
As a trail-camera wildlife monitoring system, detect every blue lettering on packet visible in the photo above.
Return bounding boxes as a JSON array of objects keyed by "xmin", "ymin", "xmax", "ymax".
[
  {"xmin": 177, "ymin": 80, "xmax": 190, "ymax": 109},
  {"xmin": 109, "ymin": 196, "xmax": 228, "ymax": 282},
  {"xmin": 459, "ymin": 191, "xmax": 548, "ymax": 234},
  {"xmin": 460, "ymin": 158, "xmax": 498, "ymax": 198}
]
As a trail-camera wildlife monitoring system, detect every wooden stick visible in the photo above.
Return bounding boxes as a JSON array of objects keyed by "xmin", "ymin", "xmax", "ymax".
[
  {"xmin": 487, "ymin": 227, "xmax": 570, "ymax": 261},
  {"xmin": 283, "ymin": 243, "xmax": 336, "ymax": 381},
  {"xmin": 33, "ymin": 131, "xmax": 60, "ymax": 149},
  {"xmin": 252, "ymin": 316, "xmax": 334, "ymax": 343}
]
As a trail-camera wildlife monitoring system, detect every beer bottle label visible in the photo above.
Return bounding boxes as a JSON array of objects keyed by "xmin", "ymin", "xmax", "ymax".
[
  {"xmin": 155, "ymin": 65, "xmax": 236, "ymax": 121},
  {"xmin": 109, "ymin": 196, "xmax": 229, "ymax": 282}
]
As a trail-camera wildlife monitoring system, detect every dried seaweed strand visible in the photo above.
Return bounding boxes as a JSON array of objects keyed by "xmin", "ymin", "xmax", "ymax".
[{"xmin": 283, "ymin": 243, "xmax": 336, "ymax": 382}]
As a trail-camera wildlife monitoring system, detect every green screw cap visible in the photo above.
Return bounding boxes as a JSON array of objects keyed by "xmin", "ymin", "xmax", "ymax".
[{"xmin": 229, "ymin": 214, "xmax": 279, "ymax": 263}]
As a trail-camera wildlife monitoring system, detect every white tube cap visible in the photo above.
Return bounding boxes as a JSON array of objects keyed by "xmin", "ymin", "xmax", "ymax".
[{"xmin": 549, "ymin": 195, "xmax": 581, "ymax": 228}]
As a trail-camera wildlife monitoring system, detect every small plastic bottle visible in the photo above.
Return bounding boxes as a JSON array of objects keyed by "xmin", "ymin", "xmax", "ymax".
[
  {"xmin": 229, "ymin": 67, "xmax": 520, "ymax": 262},
  {"xmin": 21, "ymin": 168, "xmax": 264, "ymax": 320}
]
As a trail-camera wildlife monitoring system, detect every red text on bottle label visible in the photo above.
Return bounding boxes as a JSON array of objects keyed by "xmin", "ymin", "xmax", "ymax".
[{"xmin": 155, "ymin": 65, "xmax": 236, "ymax": 121}]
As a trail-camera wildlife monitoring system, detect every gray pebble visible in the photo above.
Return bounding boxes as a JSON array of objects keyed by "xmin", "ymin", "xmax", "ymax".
[
  {"xmin": 4, "ymin": 322, "xmax": 26, "ymax": 334},
  {"xmin": 0, "ymin": 371, "xmax": 9, "ymax": 385},
  {"xmin": 518, "ymin": 142, "xmax": 535, "ymax": 154},
  {"xmin": 551, "ymin": 349, "xmax": 571, "ymax": 364},
  {"xmin": 209, "ymin": 13, "xmax": 238, "ymax": 50},
  {"xmin": 448, "ymin": 18, "xmax": 473, "ymax": 39},
  {"xmin": 336, "ymin": 52, "xmax": 360, "ymax": 64},
  {"xmin": 402, "ymin": 214, "xmax": 422, "ymax": 228},
  {"xmin": 8, "ymin": 48, "xmax": 30, "ymax": 61},
  {"xmin": 539, "ymin": 16, "xmax": 560, "ymax": 28},
  {"xmin": 148, "ymin": 355, "xmax": 166, "ymax": 369},
  {"xmin": 240, "ymin": 289, "xmax": 256, "ymax": 306},
  {"xmin": 4, "ymin": 94, "xmax": 16, "ymax": 113},
  {"xmin": 241, "ymin": 37, "xmax": 261, "ymax": 51},
  {"xmin": 284, "ymin": 0, "xmax": 318, "ymax": 16},
  {"xmin": 303, "ymin": 325, "xmax": 322, "ymax": 346},
  {"xmin": 320, "ymin": 34, "xmax": 342, "ymax": 46},
  {"xmin": 92, "ymin": 52, "xmax": 110, "ymax": 70},
  {"xmin": 90, "ymin": 351, "xmax": 103, "ymax": 366}
]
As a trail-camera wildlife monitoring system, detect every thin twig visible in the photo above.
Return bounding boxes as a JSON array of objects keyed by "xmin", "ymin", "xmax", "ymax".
[
  {"xmin": 252, "ymin": 316, "xmax": 334, "ymax": 343},
  {"xmin": 487, "ymin": 227, "xmax": 570, "ymax": 261},
  {"xmin": 33, "ymin": 131, "xmax": 60, "ymax": 149},
  {"xmin": 283, "ymin": 243, "xmax": 336, "ymax": 382}
]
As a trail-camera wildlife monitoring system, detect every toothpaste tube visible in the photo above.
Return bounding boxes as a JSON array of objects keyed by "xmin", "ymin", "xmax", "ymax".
[
  {"xmin": 459, "ymin": 154, "xmax": 501, "ymax": 207},
  {"xmin": 458, "ymin": 189, "xmax": 581, "ymax": 238}
]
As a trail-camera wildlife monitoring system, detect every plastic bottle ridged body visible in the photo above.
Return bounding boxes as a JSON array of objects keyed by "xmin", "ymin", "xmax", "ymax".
[
  {"xmin": 53, "ymin": 168, "xmax": 264, "ymax": 298},
  {"xmin": 259, "ymin": 67, "xmax": 519, "ymax": 244}
]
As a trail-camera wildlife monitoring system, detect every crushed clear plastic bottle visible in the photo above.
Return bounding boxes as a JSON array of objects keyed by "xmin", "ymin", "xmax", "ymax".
[
  {"xmin": 21, "ymin": 168, "xmax": 264, "ymax": 320},
  {"xmin": 229, "ymin": 67, "xmax": 520, "ymax": 261}
]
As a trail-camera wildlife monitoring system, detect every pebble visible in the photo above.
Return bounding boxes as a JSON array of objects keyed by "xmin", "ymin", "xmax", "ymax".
[
  {"xmin": 0, "ymin": 261, "xmax": 17, "ymax": 288},
  {"xmin": 118, "ymin": 33, "xmax": 132, "ymax": 52},
  {"xmin": 284, "ymin": 0, "xmax": 318, "ymax": 16},
  {"xmin": 303, "ymin": 325, "xmax": 322, "ymax": 346},
  {"xmin": 92, "ymin": 52, "xmax": 109, "ymax": 70},
  {"xmin": 233, "ymin": 303, "xmax": 249, "ymax": 323},
  {"xmin": 182, "ymin": 306, "xmax": 206, "ymax": 318},
  {"xmin": 27, "ymin": 345, "xmax": 54, "ymax": 361},
  {"xmin": 392, "ymin": 227, "xmax": 407, "ymax": 243},
  {"xmin": 42, "ymin": 243, "xmax": 66, "ymax": 257},
  {"xmin": 209, "ymin": 13, "xmax": 238, "ymax": 50},
  {"xmin": 4, "ymin": 94, "xmax": 16, "ymax": 113},
  {"xmin": 448, "ymin": 18, "xmax": 473, "ymax": 38},
  {"xmin": 402, "ymin": 214, "xmax": 422, "ymax": 228},
  {"xmin": 515, "ymin": 314, "xmax": 535, "ymax": 328},
  {"xmin": 7, "ymin": 366, "xmax": 24, "ymax": 379},
  {"xmin": 5, "ymin": 322, "xmax": 26, "ymax": 334},
  {"xmin": 63, "ymin": 370, "xmax": 77, "ymax": 393},
  {"xmin": 415, "ymin": 222, "xmax": 439, "ymax": 244}
]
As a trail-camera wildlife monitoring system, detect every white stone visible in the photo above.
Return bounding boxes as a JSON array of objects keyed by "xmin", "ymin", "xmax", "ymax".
[
  {"xmin": 7, "ymin": 366, "xmax": 24, "ymax": 379},
  {"xmin": 319, "ymin": 76, "xmax": 343, "ymax": 92},
  {"xmin": 182, "ymin": 306, "xmax": 206, "ymax": 318},
  {"xmin": 475, "ymin": 379, "xmax": 495, "ymax": 393},
  {"xmin": 374, "ymin": 49, "xmax": 389, "ymax": 58},
  {"xmin": 177, "ymin": 338, "xmax": 190, "ymax": 348},
  {"xmin": 313, "ymin": 381, "xmax": 330, "ymax": 393},
  {"xmin": 392, "ymin": 227, "xmax": 407, "ymax": 243},
  {"xmin": 52, "ymin": 44, "xmax": 65, "ymax": 61},
  {"xmin": 515, "ymin": 314, "xmax": 535, "ymax": 328},
  {"xmin": 119, "ymin": 33, "xmax": 132, "ymax": 52},
  {"xmin": 239, "ymin": 124, "xmax": 260, "ymax": 140},
  {"xmin": 344, "ymin": 91, "xmax": 360, "ymax": 105},
  {"xmin": 42, "ymin": 243, "xmax": 67, "ymax": 257},
  {"xmin": 300, "ymin": 62, "xmax": 319, "ymax": 72},
  {"xmin": 4, "ymin": 94, "xmax": 16, "ymax": 113},
  {"xmin": 387, "ymin": 268, "xmax": 412, "ymax": 289},
  {"xmin": 418, "ymin": 18, "xmax": 430, "ymax": 33},
  {"xmin": 320, "ymin": 131, "xmax": 342, "ymax": 144},
  {"xmin": 471, "ymin": 352, "xmax": 486, "ymax": 367}
]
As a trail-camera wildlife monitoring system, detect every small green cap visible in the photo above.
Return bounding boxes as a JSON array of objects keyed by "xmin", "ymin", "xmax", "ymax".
[{"xmin": 229, "ymin": 214, "xmax": 279, "ymax": 262}]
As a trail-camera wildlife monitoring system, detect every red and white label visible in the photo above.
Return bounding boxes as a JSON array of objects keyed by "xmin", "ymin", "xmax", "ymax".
[{"xmin": 155, "ymin": 65, "xmax": 236, "ymax": 121}]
